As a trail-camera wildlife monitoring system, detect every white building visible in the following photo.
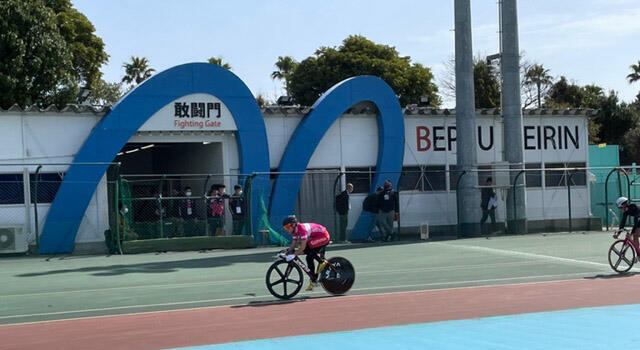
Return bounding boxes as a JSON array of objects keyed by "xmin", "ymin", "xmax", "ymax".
[{"xmin": 0, "ymin": 103, "xmax": 595, "ymax": 254}]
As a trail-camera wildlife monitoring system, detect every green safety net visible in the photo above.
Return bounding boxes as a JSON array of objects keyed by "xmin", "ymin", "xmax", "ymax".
[{"xmin": 255, "ymin": 192, "xmax": 289, "ymax": 246}]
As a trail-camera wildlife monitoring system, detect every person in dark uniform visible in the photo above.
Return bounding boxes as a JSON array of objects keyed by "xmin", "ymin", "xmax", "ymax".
[
  {"xmin": 480, "ymin": 177, "xmax": 497, "ymax": 235},
  {"xmin": 377, "ymin": 179, "xmax": 398, "ymax": 242},
  {"xmin": 228, "ymin": 184, "xmax": 245, "ymax": 235},
  {"xmin": 363, "ymin": 186, "xmax": 384, "ymax": 241},
  {"xmin": 334, "ymin": 182, "xmax": 353, "ymax": 242}
]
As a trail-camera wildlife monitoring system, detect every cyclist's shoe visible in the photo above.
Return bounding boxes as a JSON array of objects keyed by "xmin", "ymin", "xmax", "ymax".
[{"xmin": 305, "ymin": 281, "xmax": 318, "ymax": 291}]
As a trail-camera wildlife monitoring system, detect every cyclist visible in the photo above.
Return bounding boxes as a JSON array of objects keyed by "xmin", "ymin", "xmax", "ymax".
[
  {"xmin": 282, "ymin": 215, "xmax": 330, "ymax": 291},
  {"xmin": 615, "ymin": 197, "xmax": 640, "ymax": 253}
]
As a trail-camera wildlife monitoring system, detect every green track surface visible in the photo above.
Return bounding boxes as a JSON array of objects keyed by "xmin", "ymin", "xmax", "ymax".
[{"xmin": 0, "ymin": 231, "xmax": 619, "ymax": 325}]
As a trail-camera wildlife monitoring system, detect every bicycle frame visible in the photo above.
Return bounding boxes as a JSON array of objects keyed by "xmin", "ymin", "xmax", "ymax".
[
  {"xmin": 621, "ymin": 234, "xmax": 640, "ymax": 256},
  {"xmin": 283, "ymin": 255, "xmax": 337, "ymax": 281}
]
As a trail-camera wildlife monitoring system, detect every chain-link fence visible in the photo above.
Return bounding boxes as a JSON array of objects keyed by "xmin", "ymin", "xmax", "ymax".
[
  {"xmin": 248, "ymin": 165, "xmax": 606, "ymax": 243},
  {"xmin": 0, "ymin": 162, "xmax": 115, "ymax": 254},
  {"xmin": 112, "ymin": 174, "xmax": 251, "ymax": 251},
  {"xmin": 0, "ymin": 163, "xmax": 635, "ymax": 254}
]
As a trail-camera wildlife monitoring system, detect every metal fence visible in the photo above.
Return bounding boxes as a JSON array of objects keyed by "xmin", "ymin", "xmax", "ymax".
[{"xmin": 1, "ymin": 163, "xmax": 637, "ymax": 254}]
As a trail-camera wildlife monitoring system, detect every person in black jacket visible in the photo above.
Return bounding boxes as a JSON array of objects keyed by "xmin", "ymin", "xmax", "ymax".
[
  {"xmin": 334, "ymin": 183, "xmax": 353, "ymax": 242},
  {"xmin": 615, "ymin": 196, "xmax": 640, "ymax": 254},
  {"xmin": 377, "ymin": 180, "xmax": 399, "ymax": 242},
  {"xmin": 363, "ymin": 186, "xmax": 384, "ymax": 241},
  {"xmin": 228, "ymin": 185, "xmax": 245, "ymax": 235},
  {"xmin": 480, "ymin": 178, "xmax": 497, "ymax": 234}
]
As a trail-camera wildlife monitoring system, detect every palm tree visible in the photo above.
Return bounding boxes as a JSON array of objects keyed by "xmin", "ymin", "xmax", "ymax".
[
  {"xmin": 271, "ymin": 56, "xmax": 298, "ymax": 95},
  {"xmin": 207, "ymin": 57, "xmax": 232, "ymax": 70},
  {"xmin": 122, "ymin": 56, "xmax": 155, "ymax": 85},
  {"xmin": 627, "ymin": 60, "xmax": 640, "ymax": 84},
  {"xmin": 524, "ymin": 64, "xmax": 553, "ymax": 108}
]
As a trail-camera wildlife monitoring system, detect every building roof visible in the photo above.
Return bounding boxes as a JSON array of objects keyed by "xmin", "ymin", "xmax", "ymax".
[
  {"xmin": 0, "ymin": 103, "xmax": 109, "ymax": 115},
  {"xmin": 0, "ymin": 103, "xmax": 598, "ymax": 117}
]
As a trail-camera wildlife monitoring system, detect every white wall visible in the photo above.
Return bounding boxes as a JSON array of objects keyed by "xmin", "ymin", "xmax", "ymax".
[
  {"xmin": 0, "ymin": 112, "xmax": 108, "ymax": 248},
  {"xmin": 0, "ymin": 109, "xmax": 591, "ymax": 250}
]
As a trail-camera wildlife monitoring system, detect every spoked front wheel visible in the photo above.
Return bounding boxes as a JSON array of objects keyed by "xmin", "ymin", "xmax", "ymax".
[
  {"xmin": 266, "ymin": 260, "xmax": 303, "ymax": 299},
  {"xmin": 608, "ymin": 240, "xmax": 636, "ymax": 274},
  {"xmin": 319, "ymin": 256, "xmax": 355, "ymax": 295}
]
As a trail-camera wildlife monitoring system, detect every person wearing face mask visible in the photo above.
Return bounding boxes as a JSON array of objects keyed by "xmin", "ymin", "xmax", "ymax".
[
  {"xmin": 179, "ymin": 186, "xmax": 198, "ymax": 236},
  {"xmin": 228, "ymin": 185, "xmax": 245, "ymax": 235}
]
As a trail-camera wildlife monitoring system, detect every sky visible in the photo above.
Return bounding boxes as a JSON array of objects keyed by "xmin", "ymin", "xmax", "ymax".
[{"xmin": 73, "ymin": 0, "xmax": 640, "ymax": 107}]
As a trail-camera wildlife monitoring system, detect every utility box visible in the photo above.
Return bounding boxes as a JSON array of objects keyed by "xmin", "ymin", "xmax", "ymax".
[{"xmin": 420, "ymin": 221, "xmax": 429, "ymax": 240}]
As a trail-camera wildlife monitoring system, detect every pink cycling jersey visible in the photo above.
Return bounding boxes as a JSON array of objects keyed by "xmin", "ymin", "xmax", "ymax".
[{"xmin": 291, "ymin": 222, "xmax": 330, "ymax": 248}]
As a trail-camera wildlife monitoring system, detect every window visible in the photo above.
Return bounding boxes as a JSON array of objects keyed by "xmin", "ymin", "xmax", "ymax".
[
  {"xmin": 30, "ymin": 173, "xmax": 64, "ymax": 203},
  {"xmin": 346, "ymin": 167, "xmax": 375, "ymax": 194},
  {"xmin": 449, "ymin": 165, "xmax": 461, "ymax": 191},
  {"xmin": 398, "ymin": 166, "xmax": 422, "ymax": 191},
  {"xmin": 544, "ymin": 163, "xmax": 587, "ymax": 187},
  {"xmin": 525, "ymin": 163, "xmax": 542, "ymax": 188},
  {"xmin": 423, "ymin": 165, "xmax": 446, "ymax": 191},
  {"xmin": 0, "ymin": 174, "xmax": 24, "ymax": 204},
  {"xmin": 544, "ymin": 163, "xmax": 568, "ymax": 187},
  {"xmin": 567, "ymin": 162, "xmax": 586, "ymax": 186}
]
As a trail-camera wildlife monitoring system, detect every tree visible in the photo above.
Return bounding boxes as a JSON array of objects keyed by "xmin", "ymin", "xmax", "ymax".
[
  {"xmin": 0, "ymin": 0, "xmax": 107, "ymax": 109},
  {"xmin": 593, "ymin": 91, "xmax": 638, "ymax": 147},
  {"xmin": 473, "ymin": 60, "xmax": 501, "ymax": 108},
  {"xmin": 288, "ymin": 35, "xmax": 441, "ymax": 107},
  {"xmin": 545, "ymin": 76, "xmax": 584, "ymax": 108},
  {"xmin": 122, "ymin": 56, "xmax": 155, "ymax": 86},
  {"xmin": 439, "ymin": 56, "xmax": 500, "ymax": 108},
  {"xmin": 207, "ymin": 56, "xmax": 232, "ymax": 70},
  {"xmin": 86, "ymin": 79, "xmax": 124, "ymax": 106},
  {"xmin": 523, "ymin": 64, "xmax": 553, "ymax": 108},
  {"xmin": 581, "ymin": 84, "xmax": 606, "ymax": 108},
  {"xmin": 623, "ymin": 124, "xmax": 640, "ymax": 163},
  {"xmin": 627, "ymin": 60, "xmax": 640, "ymax": 84},
  {"xmin": 271, "ymin": 56, "xmax": 298, "ymax": 96},
  {"xmin": 49, "ymin": 0, "xmax": 108, "ymax": 90},
  {"xmin": 255, "ymin": 93, "xmax": 270, "ymax": 108}
]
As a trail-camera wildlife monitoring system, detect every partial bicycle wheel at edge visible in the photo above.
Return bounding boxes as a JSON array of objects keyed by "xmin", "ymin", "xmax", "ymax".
[
  {"xmin": 266, "ymin": 260, "xmax": 303, "ymax": 299},
  {"xmin": 319, "ymin": 256, "xmax": 355, "ymax": 295},
  {"xmin": 608, "ymin": 240, "xmax": 635, "ymax": 274}
]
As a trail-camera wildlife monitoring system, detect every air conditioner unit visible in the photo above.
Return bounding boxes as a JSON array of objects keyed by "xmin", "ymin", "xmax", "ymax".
[{"xmin": 0, "ymin": 226, "xmax": 27, "ymax": 254}]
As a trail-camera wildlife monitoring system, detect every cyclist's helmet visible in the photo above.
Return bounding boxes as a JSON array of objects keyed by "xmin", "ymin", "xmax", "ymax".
[
  {"xmin": 282, "ymin": 215, "xmax": 298, "ymax": 228},
  {"xmin": 616, "ymin": 196, "xmax": 629, "ymax": 208}
]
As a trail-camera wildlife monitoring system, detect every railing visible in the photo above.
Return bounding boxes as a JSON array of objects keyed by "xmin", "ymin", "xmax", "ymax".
[{"xmin": 0, "ymin": 163, "xmax": 633, "ymax": 254}]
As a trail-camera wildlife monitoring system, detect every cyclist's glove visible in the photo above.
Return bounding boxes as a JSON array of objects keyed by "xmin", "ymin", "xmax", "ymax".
[{"xmin": 285, "ymin": 254, "xmax": 296, "ymax": 262}]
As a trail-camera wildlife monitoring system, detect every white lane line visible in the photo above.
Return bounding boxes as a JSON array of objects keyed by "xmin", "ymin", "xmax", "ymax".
[
  {"xmin": 432, "ymin": 242, "xmax": 635, "ymax": 271},
  {"xmin": 1, "ymin": 260, "xmax": 557, "ymax": 299},
  {"xmin": 0, "ymin": 271, "xmax": 601, "ymax": 322}
]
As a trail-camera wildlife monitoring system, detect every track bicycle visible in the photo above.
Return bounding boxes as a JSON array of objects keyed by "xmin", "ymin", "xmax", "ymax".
[
  {"xmin": 608, "ymin": 228, "xmax": 640, "ymax": 273},
  {"xmin": 265, "ymin": 249, "xmax": 355, "ymax": 300}
]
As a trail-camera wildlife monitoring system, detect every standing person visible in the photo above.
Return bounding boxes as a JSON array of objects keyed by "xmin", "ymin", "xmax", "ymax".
[
  {"xmin": 208, "ymin": 184, "xmax": 226, "ymax": 236},
  {"xmin": 334, "ymin": 182, "xmax": 353, "ymax": 242},
  {"xmin": 228, "ymin": 184, "xmax": 245, "ymax": 235},
  {"xmin": 363, "ymin": 186, "xmax": 384, "ymax": 241},
  {"xmin": 377, "ymin": 179, "xmax": 398, "ymax": 242},
  {"xmin": 480, "ymin": 177, "xmax": 497, "ymax": 235},
  {"xmin": 179, "ymin": 186, "xmax": 198, "ymax": 236}
]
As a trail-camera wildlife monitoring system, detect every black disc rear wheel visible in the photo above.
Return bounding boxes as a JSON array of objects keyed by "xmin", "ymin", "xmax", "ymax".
[
  {"xmin": 266, "ymin": 260, "xmax": 303, "ymax": 299},
  {"xmin": 319, "ymin": 256, "xmax": 355, "ymax": 295}
]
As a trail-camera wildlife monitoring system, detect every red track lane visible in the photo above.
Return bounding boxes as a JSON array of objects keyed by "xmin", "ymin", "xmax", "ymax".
[{"xmin": 2, "ymin": 276, "xmax": 640, "ymax": 350}]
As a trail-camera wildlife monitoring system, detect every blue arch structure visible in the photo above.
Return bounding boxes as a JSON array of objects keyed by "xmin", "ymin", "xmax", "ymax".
[
  {"xmin": 39, "ymin": 63, "xmax": 270, "ymax": 253},
  {"xmin": 269, "ymin": 76, "xmax": 405, "ymax": 240}
]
